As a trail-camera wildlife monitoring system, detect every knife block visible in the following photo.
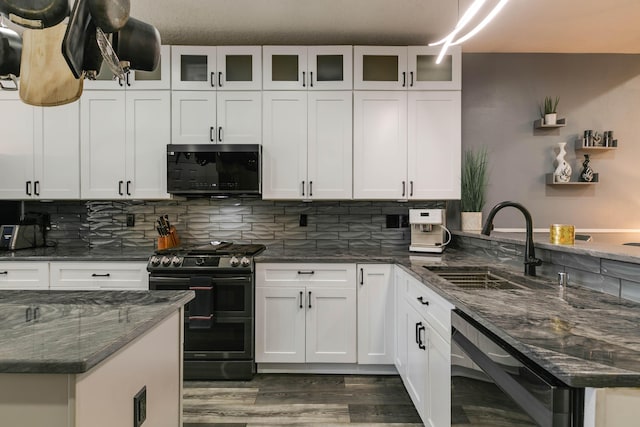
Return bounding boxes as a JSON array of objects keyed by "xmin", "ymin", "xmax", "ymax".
[{"xmin": 158, "ymin": 226, "xmax": 180, "ymax": 250}]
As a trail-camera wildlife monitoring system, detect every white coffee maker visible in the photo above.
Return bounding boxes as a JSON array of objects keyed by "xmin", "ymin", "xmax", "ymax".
[{"xmin": 409, "ymin": 209, "xmax": 450, "ymax": 253}]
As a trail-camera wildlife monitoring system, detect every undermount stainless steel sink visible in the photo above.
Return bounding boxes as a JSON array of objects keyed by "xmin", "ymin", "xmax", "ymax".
[{"xmin": 424, "ymin": 266, "xmax": 531, "ymax": 290}]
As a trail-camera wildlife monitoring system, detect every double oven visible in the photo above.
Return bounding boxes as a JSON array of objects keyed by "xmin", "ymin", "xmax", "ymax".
[{"xmin": 148, "ymin": 243, "xmax": 264, "ymax": 380}]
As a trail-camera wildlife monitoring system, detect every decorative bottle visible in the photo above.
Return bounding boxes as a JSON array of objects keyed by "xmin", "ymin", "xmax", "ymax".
[
  {"xmin": 553, "ymin": 142, "xmax": 572, "ymax": 183},
  {"xmin": 580, "ymin": 154, "xmax": 594, "ymax": 182}
]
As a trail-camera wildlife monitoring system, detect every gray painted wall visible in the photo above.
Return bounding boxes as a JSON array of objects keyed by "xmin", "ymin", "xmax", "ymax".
[{"xmin": 462, "ymin": 53, "xmax": 640, "ymax": 230}]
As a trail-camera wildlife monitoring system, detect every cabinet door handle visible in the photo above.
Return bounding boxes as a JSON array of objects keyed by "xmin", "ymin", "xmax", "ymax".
[
  {"xmin": 310, "ymin": 71, "xmax": 313, "ymax": 87},
  {"xmin": 210, "ymin": 126, "xmax": 215, "ymax": 142},
  {"xmin": 417, "ymin": 296, "xmax": 429, "ymax": 306},
  {"xmin": 26, "ymin": 181, "xmax": 32, "ymax": 196},
  {"xmin": 91, "ymin": 273, "xmax": 111, "ymax": 277},
  {"xmin": 299, "ymin": 291, "xmax": 303, "ymax": 308},
  {"xmin": 415, "ymin": 322, "xmax": 421, "ymax": 344},
  {"xmin": 218, "ymin": 126, "xmax": 223, "ymax": 142},
  {"xmin": 0, "ymin": 271, "xmax": 7, "ymax": 275},
  {"xmin": 210, "ymin": 71, "xmax": 215, "ymax": 87},
  {"xmin": 118, "ymin": 180, "xmax": 124, "ymax": 196},
  {"xmin": 297, "ymin": 270, "xmax": 314, "ymax": 275},
  {"xmin": 410, "ymin": 181, "xmax": 414, "ymax": 197},
  {"xmin": 402, "ymin": 181, "xmax": 406, "ymax": 197},
  {"xmin": 126, "ymin": 72, "xmax": 131, "ymax": 87},
  {"xmin": 218, "ymin": 71, "xmax": 223, "ymax": 87},
  {"xmin": 308, "ymin": 291, "xmax": 312, "ymax": 308},
  {"xmin": 418, "ymin": 324, "xmax": 426, "ymax": 350},
  {"xmin": 410, "ymin": 71, "xmax": 414, "ymax": 87},
  {"xmin": 34, "ymin": 181, "xmax": 40, "ymax": 196},
  {"xmin": 126, "ymin": 180, "xmax": 131, "ymax": 196},
  {"xmin": 402, "ymin": 71, "xmax": 406, "ymax": 87},
  {"xmin": 302, "ymin": 71, "xmax": 306, "ymax": 88},
  {"xmin": 118, "ymin": 76, "xmax": 124, "ymax": 87},
  {"xmin": 360, "ymin": 268, "xmax": 364, "ymax": 285},
  {"xmin": 309, "ymin": 181, "xmax": 313, "ymax": 197},
  {"xmin": 302, "ymin": 181, "xmax": 305, "ymax": 196}
]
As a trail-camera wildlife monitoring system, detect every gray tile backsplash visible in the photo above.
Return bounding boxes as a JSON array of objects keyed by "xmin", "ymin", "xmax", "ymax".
[{"xmin": 25, "ymin": 199, "xmax": 444, "ymax": 250}]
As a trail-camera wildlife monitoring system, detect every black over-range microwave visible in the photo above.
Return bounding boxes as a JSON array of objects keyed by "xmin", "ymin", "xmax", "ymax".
[{"xmin": 167, "ymin": 144, "xmax": 261, "ymax": 196}]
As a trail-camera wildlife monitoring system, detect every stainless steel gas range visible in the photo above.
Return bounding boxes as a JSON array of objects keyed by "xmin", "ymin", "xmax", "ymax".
[{"xmin": 147, "ymin": 242, "xmax": 265, "ymax": 380}]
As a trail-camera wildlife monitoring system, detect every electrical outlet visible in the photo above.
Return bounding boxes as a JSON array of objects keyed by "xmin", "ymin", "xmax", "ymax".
[
  {"xmin": 299, "ymin": 214, "xmax": 307, "ymax": 227},
  {"xmin": 126, "ymin": 214, "xmax": 135, "ymax": 227},
  {"xmin": 133, "ymin": 386, "xmax": 146, "ymax": 427},
  {"xmin": 386, "ymin": 214, "xmax": 400, "ymax": 228}
]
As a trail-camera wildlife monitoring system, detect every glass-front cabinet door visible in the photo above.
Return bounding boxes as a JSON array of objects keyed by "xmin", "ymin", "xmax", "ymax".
[
  {"xmin": 264, "ymin": 46, "xmax": 352, "ymax": 90},
  {"xmin": 354, "ymin": 46, "xmax": 408, "ymax": 90},
  {"xmin": 216, "ymin": 46, "xmax": 262, "ymax": 90},
  {"xmin": 407, "ymin": 45, "xmax": 461, "ymax": 90},
  {"xmin": 355, "ymin": 45, "xmax": 461, "ymax": 90},
  {"xmin": 307, "ymin": 46, "xmax": 352, "ymax": 90},
  {"xmin": 171, "ymin": 46, "xmax": 217, "ymax": 90},
  {"xmin": 84, "ymin": 45, "xmax": 171, "ymax": 90}
]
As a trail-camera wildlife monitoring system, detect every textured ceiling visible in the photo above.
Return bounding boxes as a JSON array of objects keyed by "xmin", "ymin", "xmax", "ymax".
[{"xmin": 125, "ymin": 0, "xmax": 640, "ymax": 53}]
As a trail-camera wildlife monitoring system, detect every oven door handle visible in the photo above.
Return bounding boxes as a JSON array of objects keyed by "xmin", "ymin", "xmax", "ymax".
[
  {"xmin": 189, "ymin": 286, "xmax": 213, "ymax": 290},
  {"xmin": 452, "ymin": 326, "xmax": 558, "ymax": 427},
  {"xmin": 188, "ymin": 315, "xmax": 213, "ymax": 321}
]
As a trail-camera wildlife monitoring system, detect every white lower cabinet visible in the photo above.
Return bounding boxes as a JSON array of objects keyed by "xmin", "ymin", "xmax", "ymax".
[
  {"xmin": 255, "ymin": 263, "xmax": 357, "ymax": 364},
  {"xmin": 357, "ymin": 264, "xmax": 395, "ymax": 364},
  {"xmin": 0, "ymin": 262, "xmax": 49, "ymax": 289},
  {"xmin": 49, "ymin": 262, "xmax": 149, "ymax": 290},
  {"xmin": 395, "ymin": 266, "xmax": 452, "ymax": 427}
]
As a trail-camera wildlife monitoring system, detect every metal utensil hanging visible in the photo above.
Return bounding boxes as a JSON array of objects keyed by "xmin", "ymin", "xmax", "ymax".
[{"xmin": 95, "ymin": 26, "xmax": 126, "ymax": 80}]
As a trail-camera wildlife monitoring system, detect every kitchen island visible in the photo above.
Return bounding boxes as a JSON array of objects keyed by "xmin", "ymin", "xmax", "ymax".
[{"xmin": 0, "ymin": 290, "xmax": 193, "ymax": 427}]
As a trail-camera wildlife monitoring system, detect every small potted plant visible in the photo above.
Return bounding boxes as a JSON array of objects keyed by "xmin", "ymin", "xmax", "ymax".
[
  {"xmin": 461, "ymin": 146, "xmax": 489, "ymax": 232},
  {"xmin": 540, "ymin": 96, "xmax": 560, "ymax": 125}
]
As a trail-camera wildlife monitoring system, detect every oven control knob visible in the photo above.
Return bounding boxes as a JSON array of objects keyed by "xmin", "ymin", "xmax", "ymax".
[
  {"xmin": 150, "ymin": 256, "xmax": 161, "ymax": 267},
  {"xmin": 161, "ymin": 256, "xmax": 172, "ymax": 267},
  {"xmin": 171, "ymin": 256, "xmax": 183, "ymax": 266},
  {"xmin": 229, "ymin": 256, "xmax": 240, "ymax": 267},
  {"xmin": 240, "ymin": 257, "xmax": 251, "ymax": 267},
  {"xmin": 195, "ymin": 257, "xmax": 206, "ymax": 266}
]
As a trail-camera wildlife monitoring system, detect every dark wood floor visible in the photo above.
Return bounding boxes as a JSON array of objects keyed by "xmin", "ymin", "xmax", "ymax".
[{"xmin": 182, "ymin": 373, "xmax": 423, "ymax": 426}]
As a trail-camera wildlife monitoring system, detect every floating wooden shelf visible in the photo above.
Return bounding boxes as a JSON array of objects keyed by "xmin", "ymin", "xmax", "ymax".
[
  {"xmin": 575, "ymin": 139, "xmax": 618, "ymax": 151},
  {"xmin": 534, "ymin": 118, "xmax": 566, "ymax": 129},
  {"xmin": 546, "ymin": 173, "xmax": 599, "ymax": 185}
]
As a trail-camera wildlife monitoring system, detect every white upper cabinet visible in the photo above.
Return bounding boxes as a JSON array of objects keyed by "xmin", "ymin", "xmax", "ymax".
[
  {"xmin": 171, "ymin": 46, "xmax": 261, "ymax": 90},
  {"xmin": 80, "ymin": 90, "xmax": 170, "ymax": 199},
  {"xmin": 0, "ymin": 92, "xmax": 79, "ymax": 200},
  {"xmin": 84, "ymin": 45, "xmax": 171, "ymax": 90},
  {"xmin": 354, "ymin": 45, "xmax": 461, "ymax": 90},
  {"xmin": 262, "ymin": 91, "xmax": 352, "ymax": 200},
  {"xmin": 263, "ymin": 46, "xmax": 352, "ymax": 90}
]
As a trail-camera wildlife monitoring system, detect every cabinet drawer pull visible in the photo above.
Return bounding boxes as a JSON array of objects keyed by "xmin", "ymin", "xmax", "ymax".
[
  {"xmin": 91, "ymin": 273, "xmax": 111, "ymax": 277},
  {"xmin": 417, "ymin": 296, "xmax": 429, "ymax": 305},
  {"xmin": 299, "ymin": 291, "xmax": 303, "ymax": 309},
  {"xmin": 308, "ymin": 291, "xmax": 312, "ymax": 308},
  {"xmin": 0, "ymin": 271, "xmax": 7, "ymax": 275},
  {"xmin": 297, "ymin": 270, "xmax": 314, "ymax": 275}
]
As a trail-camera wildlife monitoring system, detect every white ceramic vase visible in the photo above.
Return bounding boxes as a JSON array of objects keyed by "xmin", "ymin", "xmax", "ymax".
[
  {"xmin": 461, "ymin": 212, "xmax": 483, "ymax": 232},
  {"xmin": 553, "ymin": 142, "xmax": 572, "ymax": 183},
  {"xmin": 544, "ymin": 113, "xmax": 557, "ymax": 125}
]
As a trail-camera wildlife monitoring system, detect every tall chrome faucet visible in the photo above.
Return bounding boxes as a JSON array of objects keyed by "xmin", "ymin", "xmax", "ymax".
[{"xmin": 481, "ymin": 201, "xmax": 542, "ymax": 276}]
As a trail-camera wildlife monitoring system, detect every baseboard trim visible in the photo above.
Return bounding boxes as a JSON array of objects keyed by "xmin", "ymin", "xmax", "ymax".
[{"xmin": 257, "ymin": 363, "xmax": 398, "ymax": 375}]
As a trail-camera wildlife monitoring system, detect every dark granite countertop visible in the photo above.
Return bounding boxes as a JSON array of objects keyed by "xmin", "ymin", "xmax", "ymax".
[
  {"xmin": 0, "ymin": 246, "xmax": 152, "ymax": 262},
  {"xmin": 257, "ymin": 247, "xmax": 640, "ymax": 388},
  {"xmin": 0, "ymin": 290, "xmax": 194, "ymax": 374}
]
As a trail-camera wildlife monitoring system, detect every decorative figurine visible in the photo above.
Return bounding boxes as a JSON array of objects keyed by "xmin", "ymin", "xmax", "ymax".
[
  {"xmin": 553, "ymin": 142, "xmax": 572, "ymax": 183},
  {"xmin": 580, "ymin": 154, "xmax": 595, "ymax": 182}
]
